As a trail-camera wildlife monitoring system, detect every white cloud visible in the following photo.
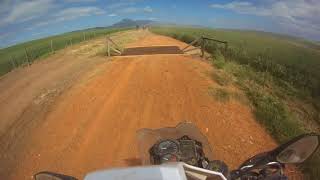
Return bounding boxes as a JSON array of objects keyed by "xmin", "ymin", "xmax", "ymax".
[
  {"xmin": 33, "ymin": 21, "xmax": 53, "ymax": 28},
  {"xmin": 27, "ymin": 6, "xmax": 105, "ymax": 29},
  {"xmin": 210, "ymin": 0, "xmax": 320, "ymax": 40},
  {"xmin": 107, "ymin": 2, "xmax": 134, "ymax": 9},
  {"xmin": 210, "ymin": 1, "xmax": 319, "ymax": 19},
  {"xmin": 120, "ymin": 7, "xmax": 138, "ymax": 13},
  {"xmin": 117, "ymin": 6, "xmax": 153, "ymax": 14},
  {"xmin": 26, "ymin": 27, "xmax": 34, "ymax": 31},
  {"xmin": 1, "ymin": 0, "xmax": 56, "ymax": 26},
  {"xmin": 144, "ymin": 6, "xmax": 153, "ymax": 13},
  {"xmin": 108, "ymin": 13, "xmax": 117, "ymax": 17},
  {"xmin": 210, "ymin": 1, "xmax": 271, "ymax": 16},
  {"xmin": 0, "ymin": 1, "xmax": 105, "ymax": 28},
  {"xmin": 54, "ymin": 7, "xmax": 105, "ymax": 22},
  {"xmin": 148, "ymin": 17, "xmax": 157, "ymax": 20},
  {"xmin": 65, "ymin": 0, "xmax": 96, "ymax": 2}
]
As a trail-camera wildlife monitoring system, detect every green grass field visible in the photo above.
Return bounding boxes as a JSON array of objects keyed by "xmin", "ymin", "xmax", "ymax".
[
  {"xmin": 151, "ymin": 26, "xmax": 320, "ymax": 179},
  {"xmin": 151, "ymin": 26, "xmax": 320, "ymax": 75},
  {"xmin": 0, "ymin": 27, "xmax": 128, "ymax": 76}
]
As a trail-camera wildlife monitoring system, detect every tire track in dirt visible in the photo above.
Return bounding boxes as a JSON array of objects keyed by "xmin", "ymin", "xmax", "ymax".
[{"xmin": 3, "ymin": 33, "xmax": 278, "ymax": 179}]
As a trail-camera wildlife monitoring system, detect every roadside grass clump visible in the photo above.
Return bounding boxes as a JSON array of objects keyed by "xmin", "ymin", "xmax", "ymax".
[
  {"xmin": 221, "ymin": 61, "xmax": 304, "ymax": 141},
  {"xmin": 224, "ymin": 46, "xmax": 318, "ymax": 99},
  {"xmin": 211, "ymin": 71, "xmax": 232, "ymax": 86},
  {"xmin": 208, "ymin": 86, "xmax": 245, "ymax": 104},
  {"xmin": 95, "ymin": 47, "xmax": 109, "ymax": 57},
  {"xmin": 212, "ymin": 60, "xmax": 225, "ymax": 69},
  {"xmin": 208, "ymin": 87, "xmax": 230, "ymax": 102},
  {"xmin": 212, "ymin": 50, "xmax": 226, "ymax": 69},
  {"xmin": 179, "ymin": 34, "xmax": 197, "ymax": 44},
  {"xmin": 246, "ymin": 85, "xmax": 304, "ymax": 141}
]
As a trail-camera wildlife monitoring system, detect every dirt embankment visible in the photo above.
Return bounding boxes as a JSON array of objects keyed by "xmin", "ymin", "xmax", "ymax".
[{"xmin": 0, "ymin": 31, "xmax": 279, "ymax": 179}]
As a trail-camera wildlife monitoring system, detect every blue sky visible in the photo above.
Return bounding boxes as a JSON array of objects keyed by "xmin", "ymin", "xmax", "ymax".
[{"xmin": 0, "ymin": 0, "xmax": 319, "ymax": 48}]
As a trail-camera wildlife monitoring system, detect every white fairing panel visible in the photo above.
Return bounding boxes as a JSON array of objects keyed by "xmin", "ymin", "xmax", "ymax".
[
  {"xmin": 84, "ymin": 163, "xmax": 226, "ymax": 180},
  {"xmin": 85, "ymin": 163, "xmax": 187, "ymax": 180}
]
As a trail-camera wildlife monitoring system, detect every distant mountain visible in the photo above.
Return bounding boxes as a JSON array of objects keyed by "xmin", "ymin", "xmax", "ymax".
[{"xmin": 111, "ymin": 19, "xmax": 154, "ymax": 28}]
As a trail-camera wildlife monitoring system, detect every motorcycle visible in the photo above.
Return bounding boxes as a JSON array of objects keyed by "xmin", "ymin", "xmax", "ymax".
[{"xmin": 35, "ymin": 122, "xmax": 319, "ymax": 180}]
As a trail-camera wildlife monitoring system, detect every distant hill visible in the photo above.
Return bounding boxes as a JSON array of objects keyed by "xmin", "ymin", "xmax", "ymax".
[{"xmin": 111, "ymin": 19, "xmax": 154, "ymax": 28}]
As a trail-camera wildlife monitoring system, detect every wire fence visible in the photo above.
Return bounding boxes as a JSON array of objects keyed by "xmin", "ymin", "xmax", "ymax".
[{"xmin": 0, "ymin": 28, "xmax": 128, "ymax": 76}]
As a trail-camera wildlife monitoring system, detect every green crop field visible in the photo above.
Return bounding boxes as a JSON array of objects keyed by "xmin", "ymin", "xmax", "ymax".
[
  {"xmin": 0, "ymin": 27, "xmax": 128, "ymax": 76},
  {"xmin": 151, "ymin": 26, "xmax": 320, "ymax": 179},
  {"xmin": 151, "ymin": 26, "xmax": 320, "ymax": 75}
]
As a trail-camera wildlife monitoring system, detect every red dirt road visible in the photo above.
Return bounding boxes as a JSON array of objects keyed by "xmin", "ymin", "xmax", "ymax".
[{"xmin": 1, "ymin": 33, "xmax": 277, "ymax": 179}]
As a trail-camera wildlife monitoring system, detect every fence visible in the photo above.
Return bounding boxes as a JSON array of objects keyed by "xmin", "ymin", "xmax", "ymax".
[
  {"xmin": 106, "ymin": 36, "xmax": 122, "ymax": 56},
  {"xmin": 0, "ymin": 28, "xmax": 128, "ymax": 76},
  {"xmin": 182, "ymin": 36, "xmax": 228, "ymax": 57}
]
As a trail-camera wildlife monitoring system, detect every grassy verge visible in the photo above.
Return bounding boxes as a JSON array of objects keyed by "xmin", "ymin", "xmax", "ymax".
[
  {"xmin": 0, "ymin": 27, "xmax": 130, "ymax": 77},
  {"xmin": 208, "ymin": 87, "xmax": 231, "ymax": 102},
  {"xmin": 219, "ymin": 61, "xmax": 305, "ymax": 141},
  {"xmin": 151, "ymin": 26, "xmax": 320, "ymax": 179},
  {"xmin": 213, "ymin": 59, "xmax": 319, "ymax": 179}
]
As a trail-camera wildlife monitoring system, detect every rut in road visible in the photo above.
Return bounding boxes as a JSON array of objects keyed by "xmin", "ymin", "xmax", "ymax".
[{"xmin": 3, "ymin": 32, "xmax": 277, "ymax": 179}]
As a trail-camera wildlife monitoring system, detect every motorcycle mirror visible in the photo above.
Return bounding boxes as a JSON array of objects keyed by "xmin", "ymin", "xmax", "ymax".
[
  {"xmin": 34, "ymin": 171, "xmax": 77, "ymax": 180},
  {"xmin": 274, "ymin": 134, "xmax": 319, "ymax": 164}
]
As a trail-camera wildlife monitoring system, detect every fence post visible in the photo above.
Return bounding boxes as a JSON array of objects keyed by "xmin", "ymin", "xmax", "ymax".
[
  {"xmin": 225, "ymin": 42, "xmax": 228, "ymax": 52},
  {"xmin": 83, "ymin": 32, "xmax": 86, "ymax": 41},
  {"xmin": 70, "ymin": 38, "xmax": 73, "ymax": 46},
  {"xmin": 24, "ymin": 47, "xmax": 31, "ymax": 66},
  {"xmin": 51, "ymin": 40, "xmax": 54, "ymax": 53},
  {"xmin": 107, "ymin": 39, "xmax": 110, "ymax": 56},
  {"xmin": 224, "ymin": 42, "xmax": 228, "ymax": 61},
  {"xmin": 10, "ymin": 55, "xmax": 16, "ymax": 69},
  {"xmin": 201, "ymin": 38, "xmax": 205, "ymax": 58}
]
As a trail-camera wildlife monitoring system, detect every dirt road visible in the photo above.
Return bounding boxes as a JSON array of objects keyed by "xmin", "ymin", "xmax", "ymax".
[{"xmin": 0, "ymin": 32, "xmax": 277, "ymax": 179}]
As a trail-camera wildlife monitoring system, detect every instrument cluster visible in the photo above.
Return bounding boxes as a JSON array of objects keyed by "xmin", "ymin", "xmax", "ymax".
[{"xmin": 149, "ymin": 135, "xmax": 204, "ymax": 167}]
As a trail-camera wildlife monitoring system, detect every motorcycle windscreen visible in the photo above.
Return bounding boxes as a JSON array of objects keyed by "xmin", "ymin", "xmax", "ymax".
[{"xmin": 136, "ymin": 122, "xmax": 214, "ymax": 165}]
